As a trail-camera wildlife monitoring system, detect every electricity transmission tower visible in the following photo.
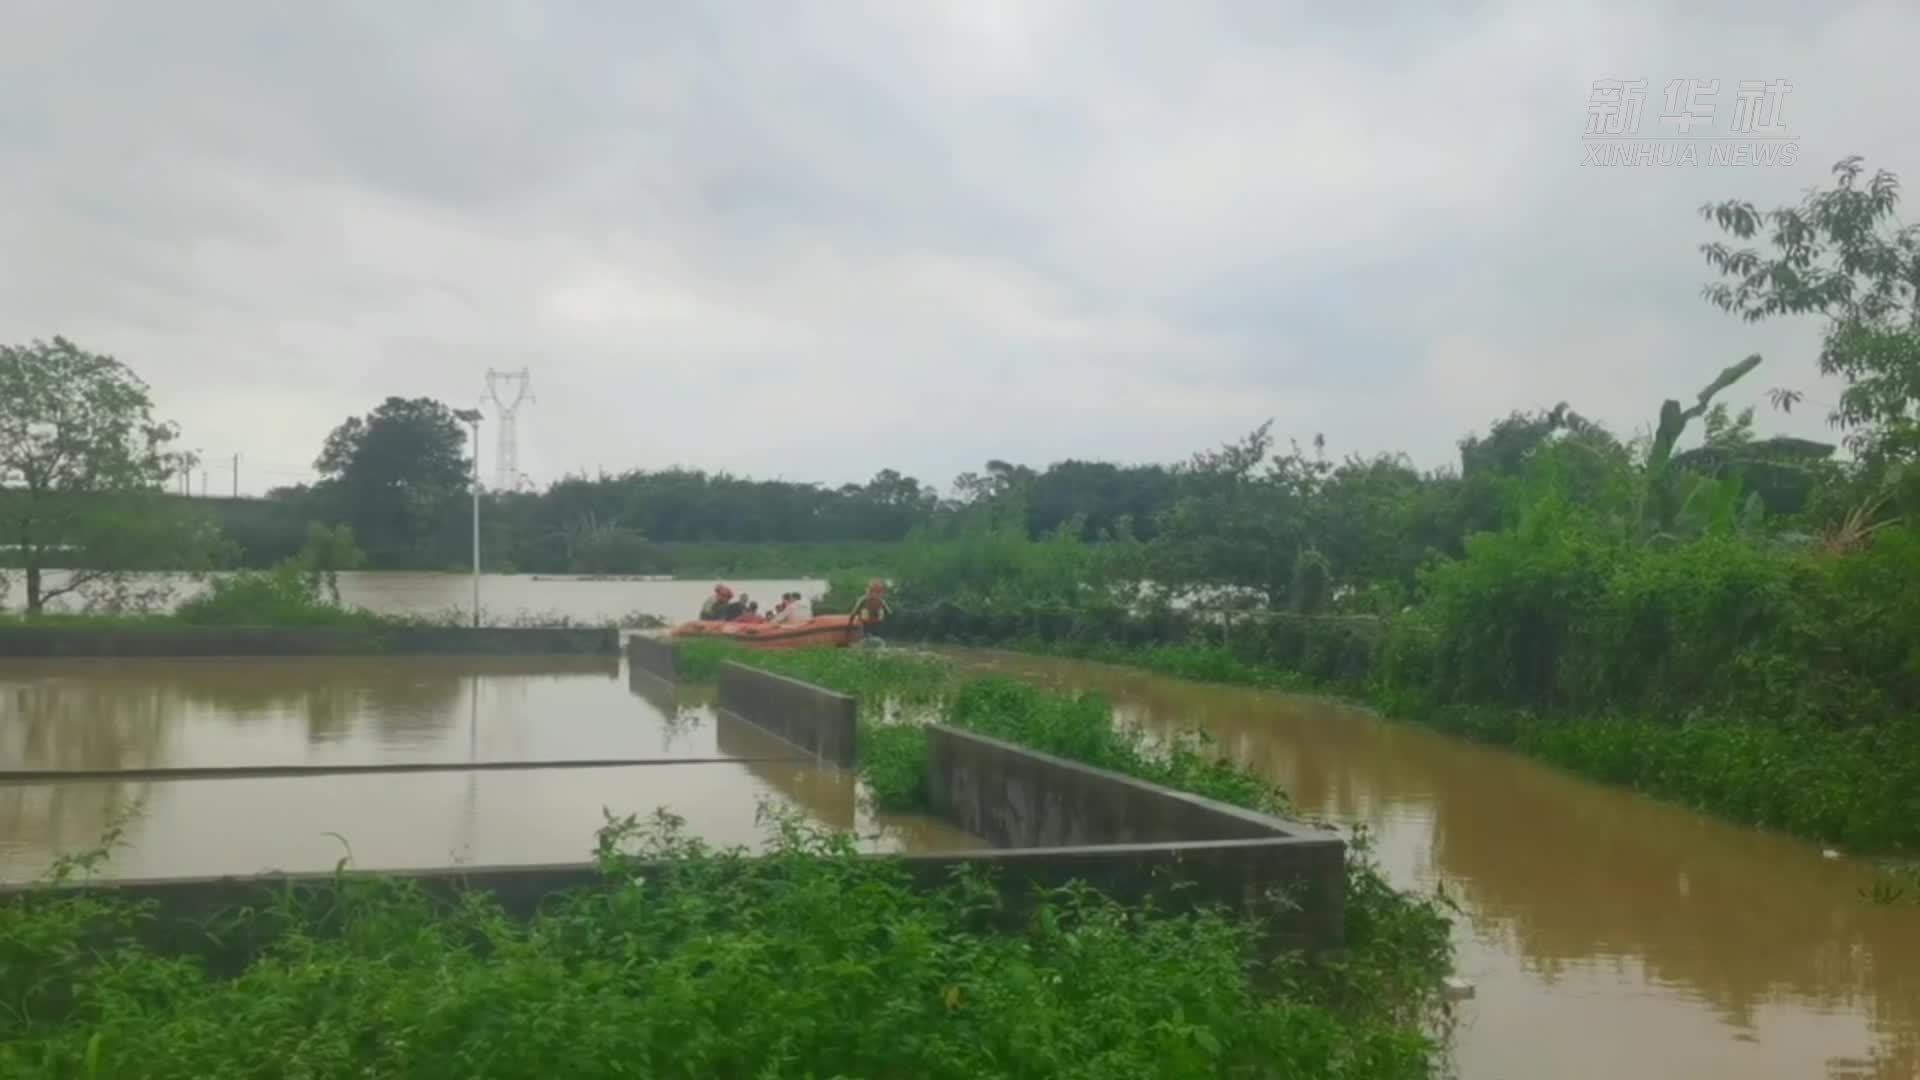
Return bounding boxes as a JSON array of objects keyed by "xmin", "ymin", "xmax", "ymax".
[{"xmin": 483, "ymin": 368, "xmax": 533, "ymax": 491}]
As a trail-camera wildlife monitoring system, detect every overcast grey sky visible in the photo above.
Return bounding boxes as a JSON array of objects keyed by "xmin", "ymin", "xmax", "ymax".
[{"xmin": 3, "ymin": 0, "xmax": 1915, "ymax": 494}]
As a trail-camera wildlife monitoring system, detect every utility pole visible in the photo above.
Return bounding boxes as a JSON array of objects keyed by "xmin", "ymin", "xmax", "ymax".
[
  {"xmin": 232, "ymin": 453, "xmax": 239, "ymax": 498},
  {"xmin": 454, "ymin": 408, "xmax": 484, "ymax": 628}
]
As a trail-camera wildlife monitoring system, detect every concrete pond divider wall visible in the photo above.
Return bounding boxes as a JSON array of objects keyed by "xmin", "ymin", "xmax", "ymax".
[
  {"xmin": 923, "ymin": 724, "xmax": 1344, "ymax": 947},
  {"xmin": 0, "ymin": 625, "xmax": 617, "ymax": 658},
  {"xmin": 623, "ymin": 633, "xmax": 682, "ymax": 681},
  {"xmin": 716, "ymin": 661, "xmax": 858, "ymax": 768}
]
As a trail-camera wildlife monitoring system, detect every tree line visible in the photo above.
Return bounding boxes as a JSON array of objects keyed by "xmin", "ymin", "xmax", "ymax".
[{"xmin": 3, "ymin": 156, "xmax": 1914, "ymax": 614}]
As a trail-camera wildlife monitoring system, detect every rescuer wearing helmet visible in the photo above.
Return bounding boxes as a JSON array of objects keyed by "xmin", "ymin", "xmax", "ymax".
[{"xmin": 699, "ymin": 584, "xmax": 734, "ymax": 621}]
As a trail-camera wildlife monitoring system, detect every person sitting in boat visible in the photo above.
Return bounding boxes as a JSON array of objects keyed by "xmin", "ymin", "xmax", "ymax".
[
  {"xmin": 768, "ymin": 592, "xmax": 811, "ymax": 625},
  {"xmin": 699, "ymin": 584, "xmax": 734, "ymax": 621},
  {"xmin": 729, "ymin": 593, "xmax": 752, "ymax": 620},
  {"xmin": 737, "ymin": 601, "xmax": 766, "ymax": 624}
]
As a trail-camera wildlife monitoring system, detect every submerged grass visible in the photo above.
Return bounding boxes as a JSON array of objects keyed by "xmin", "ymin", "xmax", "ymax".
[{"xmin": 1, "ymin": 810, "xmax": 1436, "ymax": 1080}]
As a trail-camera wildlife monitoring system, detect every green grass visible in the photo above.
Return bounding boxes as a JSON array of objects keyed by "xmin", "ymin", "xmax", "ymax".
[
  {"xmin": 1003, "ymin": 637, "xmax": 1321, "ymax": 692},
  {"xmin": 946, "ymin": 677, "xmax": 1293, "ymax": 815}
]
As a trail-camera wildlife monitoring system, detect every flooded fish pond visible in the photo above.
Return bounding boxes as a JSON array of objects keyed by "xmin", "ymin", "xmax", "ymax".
[
  {"xmin": 940, "ymin": 649, "xmax": 1920, "ymax": 1080},
  {"xmin": 0, "ymin": 651, "xmax": 973, "ymax": 882}
]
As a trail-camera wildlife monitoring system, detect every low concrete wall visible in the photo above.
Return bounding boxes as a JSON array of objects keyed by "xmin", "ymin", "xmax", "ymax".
[
  {"xmin": 927, "ymin": 725, "xmax": 1276, "ymax": 847},
  {"xmin": 0, "ymin": 625, "xmax": 617, "ymax": 658},
  {"xmin": 716, "ymin": 661, "xmax": 857, "ymax": 767},
  {"xmin": 6, "ymin": 832, "xmax": 1341, "ymax": 953},
  {"xmin": 623, "ymin": 633, "xmax": 681, "ymax": 680},
  {"xmin": 924, "ymin": 725, "xmax": 1344, "ymax": 945}
]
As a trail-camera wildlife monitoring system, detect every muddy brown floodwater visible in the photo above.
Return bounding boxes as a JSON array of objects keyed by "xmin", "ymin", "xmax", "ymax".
[
  {"xmin": 0, "ymin": 654, "xmax": 975, "ymax": 882},
  {"xmin": 941, "ymin": 648, "xmax": 1920, "ymax": 1080}
]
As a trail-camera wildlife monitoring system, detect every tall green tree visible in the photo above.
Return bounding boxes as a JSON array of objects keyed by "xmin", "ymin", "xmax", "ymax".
[
  {"xmin": 0, "ymin": 337, "xmax": 223, "ymax": 613},
  {"xmin": 1152, "ymin": 423, "xmax": 1328, "ymax": 605},
  {"xmin": 1701, "ymin": 155, "xmax": 1920, "ymax": 466},
  {"xmin": 314, "ymin": 397, "xmax": 470, "ymax": 566}
]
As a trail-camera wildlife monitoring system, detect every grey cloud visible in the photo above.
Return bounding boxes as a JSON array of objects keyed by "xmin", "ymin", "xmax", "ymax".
[{"xmin": 2, "ymin": 0, "xmax": 1915, "ymax": 491}]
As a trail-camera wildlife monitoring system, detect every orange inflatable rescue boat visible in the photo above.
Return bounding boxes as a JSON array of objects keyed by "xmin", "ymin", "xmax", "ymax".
[{"xmin": 668, "ymin": 614, "xmax": 862, "ymax": 650}]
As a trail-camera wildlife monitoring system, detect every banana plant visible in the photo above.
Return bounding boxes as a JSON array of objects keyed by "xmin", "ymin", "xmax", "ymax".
[{"xmin": 1642, "ymin": 354, "xmax": 1763, "ymax": 538}]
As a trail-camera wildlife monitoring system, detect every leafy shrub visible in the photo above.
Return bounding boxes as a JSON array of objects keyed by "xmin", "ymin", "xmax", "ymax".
[
  {"xmin": 0, "ymin": 812, "xmax": 1438, "ymax": 1080},
  {"xmin": 173, "ymin": 565, "xmax": 378, "ymax": 627},
  {"xmin": 859, "ymin": 724, "xmax": 931, "ymax": 810},
  {"xmin": 891, "ymin": 522, "xmax": 1143, "ymax": 613}
]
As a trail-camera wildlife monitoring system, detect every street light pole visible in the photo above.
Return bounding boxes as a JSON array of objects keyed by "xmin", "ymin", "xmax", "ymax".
[{"xmin": 454, "ymin": 408, "xmax": 484, "ymax": 628}]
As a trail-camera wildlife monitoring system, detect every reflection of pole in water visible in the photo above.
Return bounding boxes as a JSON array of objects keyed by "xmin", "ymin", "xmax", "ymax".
[
  {"xmin": 469, "ymin": 671, "xmax": 478, "ymax": 761},
  {"xmin": 458, "ymin": 672, "xmax": 479, "ymax": 863}
]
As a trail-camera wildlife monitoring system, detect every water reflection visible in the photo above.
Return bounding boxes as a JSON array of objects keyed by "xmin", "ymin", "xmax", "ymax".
[
  {"xmin": 625, "ymin": 666, "xmax": 714, "ymax": 754},
  {"xmin": 0, "ymin": 655, "xmax": 646, "ymax": 878},
  {"xmin": 945, "ymin": 650, "xmax": 1919, "ymax": 1080},
  {"xmin": 710, "ymin": 706, "xmax": 982, "ymax": 852},
  {"xmin": 0, "ymin": 656, "xmax": 622, "ymax": 770},
  {"xmin": 715, "ymin": 710, "xmax": 857, "ymax": 830}
]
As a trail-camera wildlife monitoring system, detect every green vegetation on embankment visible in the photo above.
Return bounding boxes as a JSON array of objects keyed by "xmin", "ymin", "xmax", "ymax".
[
  {"xmin": 676, "ymin": 642, "xmax": 1455, "ymax": 1048},
  {"xmin": 876, "ymin": 444, "xmax": 1920, "ymax": 851},
  {"xmin": 873, "ymin": 513, "xmax": 1920, "ymax": 852},
  {"xmin": 0, "ymin": 814, "xmax": 1439, "ymax": 1079},
  {"xmin": 678, "ymin": 641, "xmax": 1293, "ymax": 818}
]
